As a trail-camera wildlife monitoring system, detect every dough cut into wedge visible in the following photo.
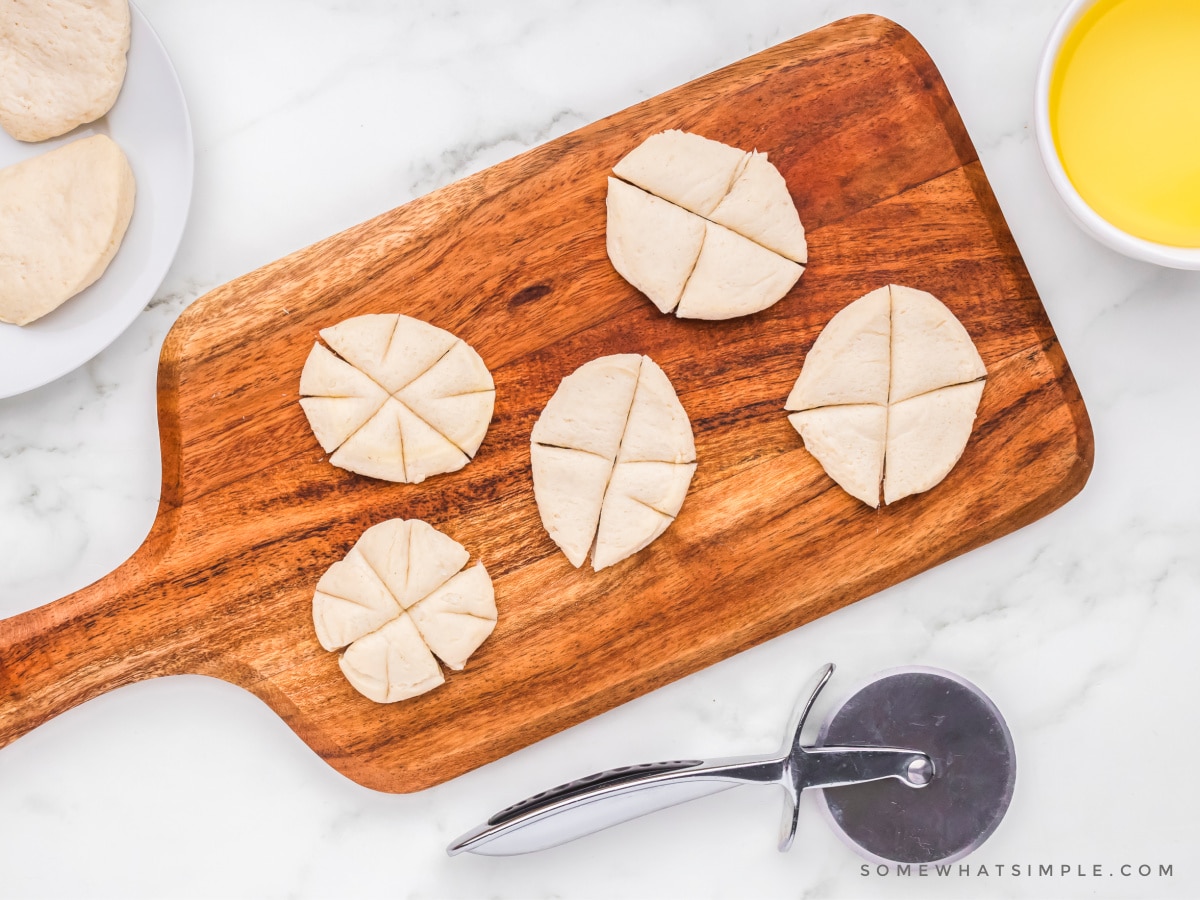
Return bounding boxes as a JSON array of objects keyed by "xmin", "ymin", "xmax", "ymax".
[
  {"xmin": 607, "ymin": 130, "xmax": 806, "ymax": 319},
  {"xmin": 407, "ymin": 563, "xmax": 496, "ymax": 671},
  {"xmin": 355, "ymin": 512, "xmax": 469, "ymax": 609},
  {"xmin": 312, "ymin": 545, "xmax": 401, "ymax": 652},
  {"xmin": 0, "ymin": 134, "xmax": 135, "ymax": 325},
  {"xmin": 612, "ymin": 129, "xmax": 748, "ymax": 216},
  {"xmin": 605, "ymin": 178, "xmax": 706, "ymax": 314},
  {"xmin": 397, "ymin": 340, "xmax": 496, "ymax": 456},
  {"xmin": 593, "ymin": 460, "xmax": 698, "ymax": 570},
  {"xmin": 531, "ymin": 354, "xmax": 696, "ymax": 571},
  {"xmin": 299, "ymin": 344, "xmax": 390, "ymax": 452},
  {"xmin": 787, "ymin": 405, "xmax": 887, "ymax": 508},
  {"xmin": 529, "ymin": 444, "xmax": 613, "ymax": 569},
  {"xmin": 884, "ymin": 381, "xmax": 985, "ymax": 505},
  {"xmin": 889, "ymin": 285, "xmax": 987, "ymax": 404},
  {"xmin": 709, "ymin": 152, "xmax": 808, "ymax": 264},
  {"xmin": 0, "ymin": 0, "xmax": 131, "ymax": 142},
  {"xmin": 785, "ymin": 285, "xmax": 987, "ymax": 506},
  {"xmin": 340, "ymin": 615, "xmax": 445, "ymax": 704},
  {"xmin": 299, "ymin": 314, "xmax": 494, "ymax": 483},
  {"xmin": 675, "ymin": 220, "xmax": 803, "ymax": 320},
  {"xmin": 530, "ymin": 352, "xmax": 641, "ymax": 458},
  {"xmin": 618, "ymin": 357, "xmax": 697, "ymax": 464},
  {"xmin": 313, "ymin": 519, "xmax": 497, "ymax": 703},
  {"xmin": 321, "ymin": 313, "xmax": 459, "ymax": 394},
  {"xmin": 786, "ymin": 286, "xmax": 891, "ymax": 411}
]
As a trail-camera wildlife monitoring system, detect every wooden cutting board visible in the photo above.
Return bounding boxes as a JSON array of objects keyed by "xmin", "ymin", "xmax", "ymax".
[{"xmin": 0, "ymin": 16, "xmax": 1092, "ymax": 792}]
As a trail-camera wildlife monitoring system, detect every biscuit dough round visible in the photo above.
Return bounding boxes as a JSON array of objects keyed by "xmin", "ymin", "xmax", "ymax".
[
  {"xmin": 530, "ymin": 354, "xmax": 696, "ymax": 570},
  {"xmin": 313, "ymin": 519, "xmax": 497, "ymax": 703},
  {"xmin": 607, "ymin": 130, "xmax": 806, "ymax": 319},
  {"xmin": 299, "ymin": 314, "xmax": 495, "ymax": 483},
  {"xmin": 0, "ymin": 0, "xmax": 131, "ymax": 142},
  {"xmin": 0, "ymin": 134, "xmax": 135, "ymax": 325},
  {"xmin": 785, "ymin": 285, "xmax": 986, "ymax": 507}
]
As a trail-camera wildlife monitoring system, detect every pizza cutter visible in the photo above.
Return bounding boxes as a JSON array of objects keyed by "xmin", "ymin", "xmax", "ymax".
[{"xmin": 447, "ymin": 663, "xmax": 1015, "ymax": 863}]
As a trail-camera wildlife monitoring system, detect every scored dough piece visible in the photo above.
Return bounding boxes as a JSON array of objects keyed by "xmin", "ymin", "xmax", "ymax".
[
  {"xmin": 329, "ymin": 396, "xmax": 408, "ymax": 482},
  {"xmin": 612, "ymin": 129, "xmax": 749, "ymax": 216},
  {"xmin": 708, "ymin": 152, "xmax": 807, "ymax": 264},
  {"xmin": 301, "ymin": 315, "xmax": 492, "ymax": 483},
  {"xmin": 408, "ymin": 562, "xmax": 497, "ymax": 670},
  {"xmin": 786, "ymin": 286, "xmax": 891, "ymax": 412},
  {"xmin": 889, "ymin": 285, "xmax": 987, "ymax": 404},
  {"xmin": 312, "ymin": 547, "xmax": 401, "ymax": 651},
  {"xmin": 396, "ymin": 340, "xmax": 495, "ymax": 457},
  {"xmin": 592, "ymin": 460, "xmax": 696, "ymax": 572},
  {"xmin": 531, "ymin": 354, "xmax": 697, "ymax": 570},
  {"xmin": 398, "ymin": 518, "xmax": 472, "ymax": 608},
  {"xmin": 883, "ymin": 381, "xmax": 984, "ymax": 505},
  {"xmin": 299, "ymin": 344, "xmax": 390, "ymax": 452},
  {"xmin": 300, "ymin": 342, "xmax": 386, "ymax": 399},
  {"xmin": 606, "ymin": 460, "xmax": 696, "ymax": 518},
  {"xmin": 675, "ymin": 220, "xmax": 804, "ymax": 320},
  {"xmin": 530, "ymin": 443, "xmax": 613, "ymax": 569},
  {"xmin": 530, "ymin": 354, "xmax": 642, "ymax": 458},
  {"xmin": 320, "ymin": 314, "xmax": 458, "ymax": 394},
  {"xmin": 326, "ymin": 396, "xmax": 467, "ymax": 484},
  {"xmin": 396, "ymin": 402, "xmax": 470, "ymax": 484},
  {"xmin": 339, "ymin": 614, "xmax": 446, "ymax": 704},
  {"xmin": 354, "ymin": 518, "xmax": 470, "ymax": 610},
  {"xmin": 313, "ymin": 518, "xmax": 496, "ymax": 703},
  {"xmin": 617, "ymin": 357, "xmax": 696, "ymax": 464},
  {"xmin": 787, "ymin": 405, "xmax": 887, "ymax": 508},
  {"xmin": 605, "ymin": 178, "xmax": 706, "ymax": 314},
  {"xmin": 608, "ymin": 131, "xmax": 807, "ymax": 321},
  {"xmin": 0, "ymin": 0, "xmax": 131, "ymax": 142},
  {"xmin": 0, "ymin": 134, "xmax": 135, "ymax": 326},
  {"xmin": 592, "ymin": 494, "xmax": 672, "ymax": 573}
]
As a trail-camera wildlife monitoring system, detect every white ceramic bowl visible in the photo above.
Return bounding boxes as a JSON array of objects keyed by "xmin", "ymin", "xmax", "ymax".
[{"xmin": 1034, "ymin": 0, "xmax": 1200, "ymax": 269}]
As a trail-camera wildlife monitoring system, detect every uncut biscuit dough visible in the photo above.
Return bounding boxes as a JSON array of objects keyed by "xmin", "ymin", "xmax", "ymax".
[
  {"xmin": 607, "ymin": 130, "xmax": 806, "ymax": 320},
  {"xmin": 0, "ymin": 134, "xmax": 135, "ymax": 325},
  {"xmin": 531, "ymin": 354, "xmax": 696, "ymax": 571},
  {"xmin": 785, "ymin": 285, "xmax": 987, "ymax": 506},
  {"xmin": 0, "ymin": 0, "xmax": 131, "ymax": 142},
  {"xmin": 313, "ymin": 519, "xmax": 496, "ymax": 703},
  {"xmin": 299, "ymin": 314, "xmax": 495, "ymax": 483}
]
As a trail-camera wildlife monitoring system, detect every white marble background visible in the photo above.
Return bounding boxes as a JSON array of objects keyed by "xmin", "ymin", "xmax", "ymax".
[{"xmin": 1, "ymin": 1, "xmax": 1197, "ymax": 897}]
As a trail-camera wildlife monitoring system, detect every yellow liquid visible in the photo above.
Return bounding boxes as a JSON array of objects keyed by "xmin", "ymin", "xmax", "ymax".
[{"xmin": 1050, "ymin": 0, "xmax": 1200, "ymax": 247}]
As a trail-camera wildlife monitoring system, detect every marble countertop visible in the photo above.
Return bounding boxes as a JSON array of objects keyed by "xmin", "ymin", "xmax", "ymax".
[{"xmin": 1, "ymin": 1, "xmax": 1196, "ymax": 897}]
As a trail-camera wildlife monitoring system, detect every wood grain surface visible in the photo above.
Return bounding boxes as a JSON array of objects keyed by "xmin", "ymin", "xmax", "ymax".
[{"xmin": 0, "ymin": 16, "xmax": 1092, "ymax": 792}]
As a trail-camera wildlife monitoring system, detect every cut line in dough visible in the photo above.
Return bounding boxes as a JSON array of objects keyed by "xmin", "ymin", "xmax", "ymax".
[{"xmin": 531, "ymin": 354, "xmax": 696, "ymax": 571}]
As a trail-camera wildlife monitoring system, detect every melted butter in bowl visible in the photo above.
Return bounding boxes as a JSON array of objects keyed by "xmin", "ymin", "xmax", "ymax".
[{"xmin": 1036, "ymin": 0, "xmax": 1200, "ymax": 267}]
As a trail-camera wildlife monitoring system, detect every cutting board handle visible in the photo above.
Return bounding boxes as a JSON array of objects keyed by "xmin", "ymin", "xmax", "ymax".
[{"xmin": 0, "ymin": 522, "xmax": 190, "ymax": 749}]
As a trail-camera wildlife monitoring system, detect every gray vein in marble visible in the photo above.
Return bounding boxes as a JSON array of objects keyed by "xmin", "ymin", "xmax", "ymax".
[{"xmin": 405, "ymin": 107, "xmax": 586, "ymax": 195}]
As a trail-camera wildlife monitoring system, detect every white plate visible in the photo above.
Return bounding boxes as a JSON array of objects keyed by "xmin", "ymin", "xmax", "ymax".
[{"xmin": 0, "ymin": 2, "xmax": 193, "ymax": 399}]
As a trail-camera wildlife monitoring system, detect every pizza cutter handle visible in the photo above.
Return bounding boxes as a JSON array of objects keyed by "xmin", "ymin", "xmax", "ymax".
[
  {"xmin": 0, "ymin": 523, "xmax": 190, "ymax": 750},
  {"xmin": 447, "ymin": 754, "xmax": 785, "ymax": 856}
]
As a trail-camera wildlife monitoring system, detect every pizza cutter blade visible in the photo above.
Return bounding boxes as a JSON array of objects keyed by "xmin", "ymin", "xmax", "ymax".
[
  {"xmin": 446, "ymin": 664, "xmax": 1014, "ymax": 862},
  {"xmin": 816, "ymin": 666, "xmax": 1016, "ymax": 864}
]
